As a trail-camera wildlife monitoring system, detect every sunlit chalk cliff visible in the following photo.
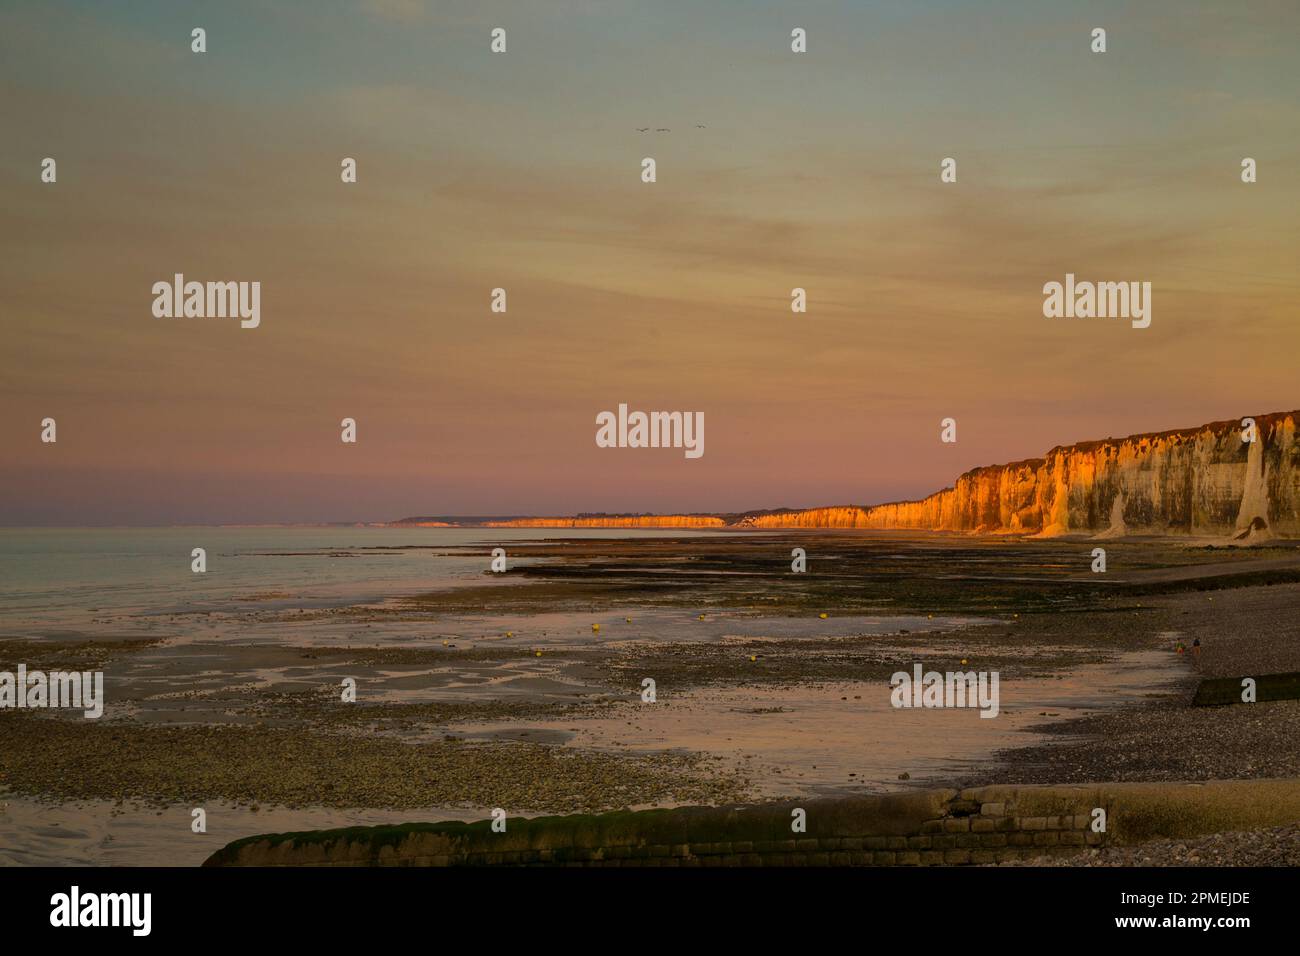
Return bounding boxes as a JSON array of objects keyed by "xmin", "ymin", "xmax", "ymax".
[
  {"xmin": 392, "ymin": 411, "xmax": 1299, "ymax": 538},
  {"xmin": 739, "ymin": 411, "xmax": 1299, "ymax": 538},
  {"xmin": 481, "ymin": 515, "xmax": 727, "ymax": 529},
  {"xmin": 390, "ymin": 514, "xmax": 727, "ymax": 529}
]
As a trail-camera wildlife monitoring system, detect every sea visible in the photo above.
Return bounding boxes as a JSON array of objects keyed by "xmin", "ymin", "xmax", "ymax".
[{"xmin": 0, "ymin": 526, "xmax": 718, "ymax": 637}]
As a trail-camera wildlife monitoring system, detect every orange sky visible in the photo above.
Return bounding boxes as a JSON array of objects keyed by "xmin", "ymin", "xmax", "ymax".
[{"xmin": 2, "ymin": 0, "xmax": 1298, "ymax": 524}]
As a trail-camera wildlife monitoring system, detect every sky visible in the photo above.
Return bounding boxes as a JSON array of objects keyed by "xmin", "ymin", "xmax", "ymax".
[{"xmin": 2, "ymin": 0, "xmax": 1298, "ymax": 525}]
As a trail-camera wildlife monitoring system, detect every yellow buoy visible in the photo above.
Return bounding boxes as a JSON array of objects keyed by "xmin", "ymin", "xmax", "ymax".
[
  {"xmin": 592, "ymin": 623, "xmax": 600, "ymax": 632},
  {"xmin": 505, "ymin": 631, "xmax": 513, "ymax": 638},
  {"xmin": 535, "ymin": 650, "xmax": 542, "ymax": 657},
  {"xmin": 819, "ymin": 613, "xmax": 828, "ymax": 620},
  {"xmin": 749, "ymin": 655, "xmax": 757, "ymax": 662},
  {"xmin": 698, "ymin": 614, "xmax": 706, "ymax": 620}
]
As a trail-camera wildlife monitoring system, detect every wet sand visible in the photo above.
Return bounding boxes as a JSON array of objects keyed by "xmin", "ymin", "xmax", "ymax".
[
  {"xmin": 0, "ymin": 799, "xmax": 489, "ymax": 868},
  {"xmin": 460, "ymin": 651, "xmax": 1182, "ymax": 799},
  {"xmin": 2, "ymin": 532, "xmax": 1298, "ymax": 866}
]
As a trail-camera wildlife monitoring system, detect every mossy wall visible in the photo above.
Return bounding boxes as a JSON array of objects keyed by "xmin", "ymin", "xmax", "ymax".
[{"xmin": 204, "ymin": 778, "xmax": 1300, "ymax": 866}]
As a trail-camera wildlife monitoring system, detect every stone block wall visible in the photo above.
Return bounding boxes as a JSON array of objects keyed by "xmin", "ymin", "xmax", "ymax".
[{"xmin": 205, "ymin": 778, "xmax": 1300, "ymax": 867}]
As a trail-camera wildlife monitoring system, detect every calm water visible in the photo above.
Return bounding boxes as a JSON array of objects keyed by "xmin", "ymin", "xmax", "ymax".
[{"xmin": 0, "ymin": 527, "xmax": 721, "ymax": 635}]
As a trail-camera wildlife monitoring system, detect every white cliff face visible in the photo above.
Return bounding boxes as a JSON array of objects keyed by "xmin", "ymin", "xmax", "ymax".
[
  {"xmin": 395, "ymin": 412, "xmax": 1300, "ymax": 538},
  {"xmin": 746, "ymin": 412, "xmax": 1300, "ymax": 537},
  {"xmin": 1031, "ymin": 412, "xmax": 1300, "ymax": 537},
  {"xmin": 1236, "ymin": 432, "xmax": 1273, "ymax": 534}
]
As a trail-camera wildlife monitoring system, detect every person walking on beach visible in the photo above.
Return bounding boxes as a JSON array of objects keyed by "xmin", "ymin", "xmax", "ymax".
[{"xmin": 1192, "ymin": 637, "xmax": 1201, "ymax": 662}]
